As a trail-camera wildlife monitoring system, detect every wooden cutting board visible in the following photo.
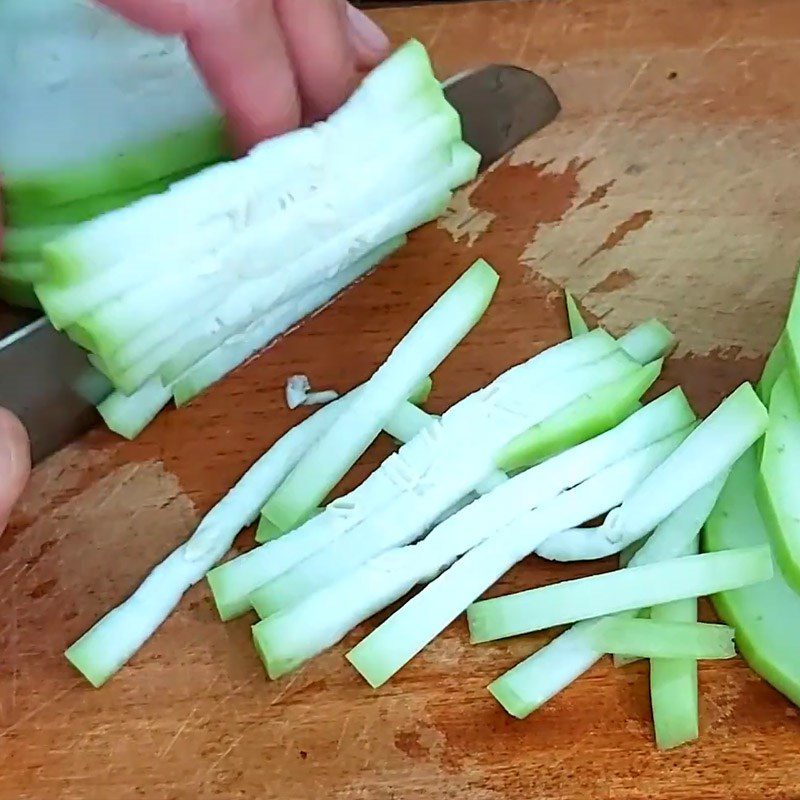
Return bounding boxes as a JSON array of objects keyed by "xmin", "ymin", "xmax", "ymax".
[{"xmin": 3, "ymin": 1, "xmax": 800, "ymax": 797}]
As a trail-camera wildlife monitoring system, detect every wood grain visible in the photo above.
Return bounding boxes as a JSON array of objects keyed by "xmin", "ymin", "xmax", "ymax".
[{"xmin": 2, "ymin": 1, "xmax": 800, "ymax": 797}]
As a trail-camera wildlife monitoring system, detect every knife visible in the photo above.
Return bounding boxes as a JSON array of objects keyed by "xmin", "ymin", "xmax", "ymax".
[{"xmin": 0, "ymin": 63, "xmax": 560, "ymax": 465}]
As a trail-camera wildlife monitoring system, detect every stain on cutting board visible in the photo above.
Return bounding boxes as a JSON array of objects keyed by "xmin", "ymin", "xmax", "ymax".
[{"xmin": 0, "ymin": 455, "xmax": 196, "ymax": 732}]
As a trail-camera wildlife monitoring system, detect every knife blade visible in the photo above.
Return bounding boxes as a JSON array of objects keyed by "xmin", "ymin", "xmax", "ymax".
[{"xmin": 0, "ymin": 63, "xmax": 560, "ymax": 464}]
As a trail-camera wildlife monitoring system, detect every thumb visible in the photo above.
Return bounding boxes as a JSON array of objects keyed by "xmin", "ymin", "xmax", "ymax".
[
  {"xmin": 343, "ymin": 3, "xmax": 390, "ymax": 71},
  {"xmin": 0, "ymin": 409, "xmax": 31, "ymax": 534}
]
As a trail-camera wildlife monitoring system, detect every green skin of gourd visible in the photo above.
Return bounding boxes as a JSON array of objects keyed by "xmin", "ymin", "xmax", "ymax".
[
  {"xmin": 755, "ymin": 371, "xmax": 800, "ymax": 594},
  {"xmin": 2, "ymin": 117, "xmax": 228, "ymax": 212},
  {"xmin": 4, "ymin": 159, "xmax": 219, "ymax": 227},
  {"xmin": 703, "ymin": 447, "xmax": 800, "ymax": 709}
]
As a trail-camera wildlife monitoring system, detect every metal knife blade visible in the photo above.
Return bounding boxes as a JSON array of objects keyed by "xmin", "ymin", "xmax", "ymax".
[
  {"xmin": 0, "ymin": 312, "xmax": 111, "ymax": 464},
  {"xmin": 0, "ymin": 64, "xmax": 560, "ymax": 465},
  {"xmin": 444, "ymin": 64, "xmax": 561, "ymax": 171}
]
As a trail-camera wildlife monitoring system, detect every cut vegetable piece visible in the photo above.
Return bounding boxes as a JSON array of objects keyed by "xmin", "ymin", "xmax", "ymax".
[
  {"xmin": 204, "ymin": 388, "xmax": 434, "ymax": 617},
  {"xmin": 467, "ymin": 545, "xmax": 771, "ymax": 643},
  {"xmin": 757, "ymin": 371, "xmax": 800, "ymax": 593},
  {"xmin": 488, "ymin": 479, "xmax": 725, "ymax": 717},
  {"xmin": 40, "ymin": 73, "xmax": 459, "ymax": 315},
  {"xmin": 173, "ymin": 236, "xmax": 409, "ymax": 407},
  {"xmin": 649, "ymin": 535, "xmax": 701, "ymax": 750},
  {"xmin": 704, "ymin": 448, "xmax": 800, "ymax": 709},
  {"xmin": 253, "ymin": 350, "xmax": 646, "ymax": 616},
  {"xmin": 758, "ymin": 332, "xmax": 787, "ymax": 405},
  {"xmin": 589, "ymin": 617, "xmax": 733, "ymax": 660},
  {"xmin": 497, "ymin": 359, "xmax": 660, "ymax": 472},
  {"xmin": 617, "ymin": 319, "xmax": 676, "ymax": 365},
  {"xmin": 260, "ymin": 260, "xmax": 499, "ymax": 534},
  {"xmin": 97, "ymin": 378, "xmax": 172, "ymax": 440},
  {"xmin": 211, "ymin": 330, "xmax": 633, "ymax": 619},
  {"xmin": 565, "ymin": 290, "xmax": 589, "ymax": 336},
  {"xmin": 251, "ymin": 405, "xmax": 692, "ymax": 675},
  {"xmin": 537, "ymin": 383, "xmax": 767, "ymax": 561},
  {"xmin": 610, "ymin": 606, "xmax": 651, "ymax": 668},
  {"xmin": 3, "ymin": 225, "xmax": 70, "ymax": 263},
  {"xmin": 96, "ymin": 148, "xmax": 469, "ymax": 396},
  {"xmin": 346, "ymin": 429, "xmax": 687, "ymax": 687}
]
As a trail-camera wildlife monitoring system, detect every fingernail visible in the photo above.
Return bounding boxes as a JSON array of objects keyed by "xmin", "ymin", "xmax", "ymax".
[{"xmin": 345, "ymin": 4, "xmax": 390, "ymax": 57}]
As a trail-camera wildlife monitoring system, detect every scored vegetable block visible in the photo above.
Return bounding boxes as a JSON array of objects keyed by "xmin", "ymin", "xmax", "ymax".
[
  {"xmin": 757, "ymin": 371, "xmax": 800, "ymax": 593},
  {"xmin": 0, "ymin": 0, "xmax": 226, "ymax": 208},
  {"xmin": 704, "ymin": 447, "xmax": 800, "ymax": 709},
  {"xmin": 35, "ymin": 40, "xmax": 477, "ymax": 426}
]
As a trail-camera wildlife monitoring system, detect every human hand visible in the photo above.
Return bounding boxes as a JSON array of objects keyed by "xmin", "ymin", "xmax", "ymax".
[
  {"xmin": 0, "ymin": 409, "xmax": 31, "ymax": 536},
  {"xmin": 99, "ymin": 0, "xmax": 391, "ymax": 152}
]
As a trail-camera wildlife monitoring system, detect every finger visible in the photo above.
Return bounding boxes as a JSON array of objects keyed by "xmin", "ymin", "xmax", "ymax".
[
  {"xmin": 343, "ymin": 3, "xmax": 390, "ymax": 71},
  {"xmin": 275, "ymin": 0, "xmax": 378, "ymax": 124},
  {"xmin": 0, "ymin": 409, "xmax": 31, "ymax": 534},
  {"xmin": 187, "ymin": 0, "xmax": 302, "ymax": 152},
  {"xmin": 96, "ymin": 0, "xmax": 196, "ymax": 34}
]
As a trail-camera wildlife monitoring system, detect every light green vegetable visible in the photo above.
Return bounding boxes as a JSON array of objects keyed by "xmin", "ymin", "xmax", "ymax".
[
  {"xmin": 649, "ymin": 536, "xmax": 701, "ymax": 750},
  {"xmin": 6, "ymin": 166, "xmax": 202, "ymax": 227},
  {"xmin": 497, "ymin": 359, "xmax": 660, "ymax": 472},
  {"xmin": 589, "ymin": 616, "xmax": 734, "ymax": 660},
  {"xmin": 208, "ymin": 330, "xmax": 634, "ymax": 622},
  {"xmin": 535, "ymin": 383, "xmax": 768, "ymax": 561},
  {"xmin": 565, "ymin": 290, "xmax": 589, "ymax": 336},
  {"xmin": 757, "ymin": 371, "xmax": 800, "ymax": 593},
  {"xmin": 66, "ymin": 375, "xmax": 428, "ymax": 686},
  {"xmin": 758, "ymin": 332, "xmax": 787, "ymax": 405},
  {"xmin": 346, "ymin": 427, "xmax": 689, "ymax": 688},
  {"xmin": 487, "ymin": 478, "xmax": 725, "ymax": 718},
  {"xmin": 617, "ymin": 319, "xmax": 676, "ymax": 365},
  {"xmin": 782, "ymin": 262, "xmax": 800, "ymax": 398},
  {"xmin": 251, "ymin": 349, "xmax": 644, "ymax": 617},
  {"xmin": 704, "ymin": 447, "xmax": 800, "ymax": 709},
  {"xmin": 0, "ymin": 0, "xmax": 225, "ymax": 208},
  {"xmin": 0, "ymin": 260, "xmax": 47, "ymax": 284},
  {"xmin": 249, "ymin": 393, "xmax": 693, "ymax": 676},
  {"xmin": 2, "ymin": 225, "xmax": 71, "ymax": 263},
  {"xmin": 260, "ymin": 259, "xmax": 498, "ymax": 534},
  {"xmin": 467, "ymin": 545, "xmax": 771, "ymax": 643}
]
